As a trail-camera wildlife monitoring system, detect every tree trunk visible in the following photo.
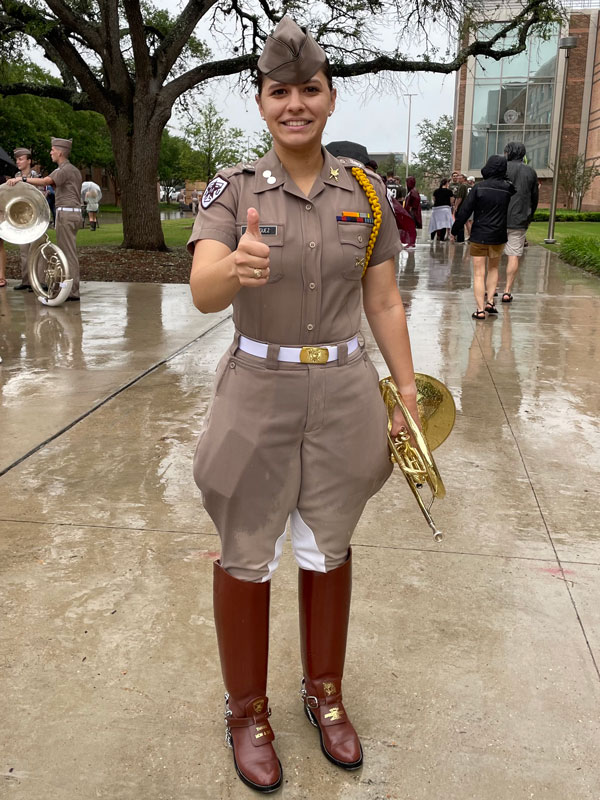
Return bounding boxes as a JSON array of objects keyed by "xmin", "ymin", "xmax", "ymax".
[{"xmin": 108, "ymin": 114, "xmax": 168, "ymax": 250}]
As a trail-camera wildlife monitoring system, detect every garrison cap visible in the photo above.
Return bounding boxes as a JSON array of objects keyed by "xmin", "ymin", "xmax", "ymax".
[
  {"xmin": 13, "ymin": 147, "xmax": 31, "ymax": 159},
  {"xmin": 257, "ymin": 16, "xmax": 327, "ymax": 84},
  {"xmin": 51, "ymin": 137, "xmax": 73, "ymax": 154}
]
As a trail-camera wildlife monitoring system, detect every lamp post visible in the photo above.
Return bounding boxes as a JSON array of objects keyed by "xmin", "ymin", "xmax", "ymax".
[
  {"xmin": 404, "ymin": 93, "xmax": 417, "ymax": 180},
  {"xmin": 545, "ymin": 36, "xmax": 578, "ymax": 244}
]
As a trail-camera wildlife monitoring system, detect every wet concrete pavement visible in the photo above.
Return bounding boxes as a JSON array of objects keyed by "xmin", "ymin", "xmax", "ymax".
[{"xmin": 1, "ymin": 242, "xmax": 599, "ymax": 799}]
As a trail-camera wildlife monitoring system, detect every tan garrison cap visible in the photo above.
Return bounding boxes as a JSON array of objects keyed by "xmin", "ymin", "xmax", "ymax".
[
  {"xmin": 13, "ymin": 147, "xmax": 31, "ymax": 159},
  {"xmin": 51, "ymin": 137, "xmax": 73, "ymax": 154},
  {"xmin": 257, "ymin": 16, "xmax": 327, "ymax": 84}
]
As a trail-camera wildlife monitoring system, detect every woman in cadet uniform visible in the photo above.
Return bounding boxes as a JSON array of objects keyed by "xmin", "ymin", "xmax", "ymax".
[{"xmin": 188, "ymin": 16, "xmax": 420, "ymax": 793}]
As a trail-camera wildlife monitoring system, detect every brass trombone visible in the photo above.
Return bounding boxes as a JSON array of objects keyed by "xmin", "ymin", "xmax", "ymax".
[{"xmin": 380, "ymin": 374, "xmax": 455, "ymax": 542}]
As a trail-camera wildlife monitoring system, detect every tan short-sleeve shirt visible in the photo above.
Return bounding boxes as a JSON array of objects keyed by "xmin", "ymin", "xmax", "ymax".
[
  {"xmin": 51, "ymin": 161, "xmax": 83, "ymax": 208},
  {"xmin": 188, "ymin": 148, "xmax": 401, "ymax": 346}
]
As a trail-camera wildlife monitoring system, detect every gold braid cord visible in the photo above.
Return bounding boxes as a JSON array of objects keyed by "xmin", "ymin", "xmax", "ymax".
[{"xmin": 351, "ymin": 167, "xmax": 382, "ymax": 277}]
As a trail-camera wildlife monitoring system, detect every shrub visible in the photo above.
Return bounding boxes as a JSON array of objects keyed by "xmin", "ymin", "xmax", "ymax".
[
  {"xmin": 558, "ymin": 236, "xmax": 600, "ymax": 276},
  {"xmin": 533, "ymin": 209, "xmax": 600, "ymax": 222}
]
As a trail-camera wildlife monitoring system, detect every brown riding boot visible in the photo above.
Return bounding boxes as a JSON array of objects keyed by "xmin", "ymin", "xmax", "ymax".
[
  {"xmin": 213, "ymin": 561, "xmax": 283, "ymax": 793},
  {"xmin": 299, "ymin": 550, "xmax": 363, "ymax": 770}
]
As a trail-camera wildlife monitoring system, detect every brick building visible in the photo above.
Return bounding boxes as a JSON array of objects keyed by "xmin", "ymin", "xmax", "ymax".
[{"xmin": 452, "ymin": 1, "xmax": 600, "ymax": 210}]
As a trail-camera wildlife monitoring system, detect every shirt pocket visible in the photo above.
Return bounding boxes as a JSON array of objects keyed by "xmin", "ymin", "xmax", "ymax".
[
  {"xmin": 236, "ymin": 223, "xmax": 285, "ymax": 283},
  {"xmin": 337, "ymin": 222, "xmax": 371, "ymax": 280}
]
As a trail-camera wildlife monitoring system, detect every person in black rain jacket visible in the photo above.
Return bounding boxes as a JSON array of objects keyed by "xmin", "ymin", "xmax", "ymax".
[{"xmin": 452, "ymin": 155, "xmax": 515, "ymax": 319}]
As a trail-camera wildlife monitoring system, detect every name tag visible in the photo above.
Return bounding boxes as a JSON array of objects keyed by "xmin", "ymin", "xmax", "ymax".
[{"xmin": 241, "ymin": 225, "xmax": 278, "ymax": 235}]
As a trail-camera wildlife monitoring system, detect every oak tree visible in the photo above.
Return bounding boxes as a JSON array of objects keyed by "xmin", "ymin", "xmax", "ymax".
[{"xmin": 0, "ymin": 0, "xmax": 561, "ymax": 250}]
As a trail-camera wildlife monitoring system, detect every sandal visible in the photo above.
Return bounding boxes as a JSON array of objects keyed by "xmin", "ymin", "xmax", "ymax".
[
  {"xmin": 484, "ymin": 302, "xmax": 498, "ymax": 315},
  {"xmin": 501, "ymin": 292, "xmax": 513, "ymax": 303},
  {"xmin": 472, "ymin": 309, "xmax": 486, "ymax": 319},
  {"xmin": 0, "ymin": 279, "xmax": 7, "ymax": 288}
]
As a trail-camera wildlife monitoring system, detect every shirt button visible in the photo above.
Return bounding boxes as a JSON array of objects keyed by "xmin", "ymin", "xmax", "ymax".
[
  {"xmin": 309, "ymin": 241, "xmax": 316, "ymax": 248},
  {"xmin": 309, "ymin": 282, "xmax": 316, "ymax": 290},
  {"xmin": 307, "ymin": 323, "xmax": 314, "ymax": 331},
  {"xmin": 357, "ymin": 235, "xmax": 363, "ymax": 243},
  {"xmin": 305, "ymin": 204, "xmax": 312, "ymax": 210}
]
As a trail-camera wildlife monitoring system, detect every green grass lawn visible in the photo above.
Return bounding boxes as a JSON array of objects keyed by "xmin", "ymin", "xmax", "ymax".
[
  {"xmin": 56, "ymin": 217, "xmax": 193, "ymax": 248},
  {"xmin": 527, "ymin": 221, "xmax": 600, "ymax": 251}
]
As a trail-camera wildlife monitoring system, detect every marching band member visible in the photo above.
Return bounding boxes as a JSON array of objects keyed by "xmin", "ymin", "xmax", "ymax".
[
  {"xmin": 188, "ymin": 16, "xmax": 419, "ymax": 792},
  {"xmin": 7, "ymin": 137, "xmax": 82, "ymax": 301}
]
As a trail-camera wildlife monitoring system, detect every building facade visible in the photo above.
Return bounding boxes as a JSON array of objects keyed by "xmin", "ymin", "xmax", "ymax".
[{"xmin": 452, "ymin": 2, "xmax": 600, "ymax": 209}]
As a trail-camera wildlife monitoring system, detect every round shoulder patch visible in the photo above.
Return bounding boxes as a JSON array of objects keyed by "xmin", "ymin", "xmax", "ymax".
[{"xmin": 201, "ymin": 176, "xmax": 230, "ymax": 209}]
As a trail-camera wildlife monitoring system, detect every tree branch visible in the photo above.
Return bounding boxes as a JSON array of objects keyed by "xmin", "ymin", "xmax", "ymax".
[
  {"xmin": 42, "ymin": 0, "xmax": 103, "ymax": 54},
  {"xmin": 122, "ymin": 0, "xmax": 152, "ymax": 84},
  {"xmin": 153, "ymin": 0, "xmax": 220, "ymax": 83},
  {"xmin": 0, "ymin": 81, "xmax": 93, "ymax": 110}
]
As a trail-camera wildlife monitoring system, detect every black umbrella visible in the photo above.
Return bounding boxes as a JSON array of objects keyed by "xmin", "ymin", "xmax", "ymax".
[
  {"xmin": 325, "ymin": 140, "xmax": 370, "ymax": 165},
  {"xmin": 0, "ymin": 146, "xmax": 17, "ymax": 177}
]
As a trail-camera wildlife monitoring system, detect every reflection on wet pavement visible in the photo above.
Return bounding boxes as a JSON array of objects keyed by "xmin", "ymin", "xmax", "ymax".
[{"xmin": 1, "ymin": 244, "xmax": 600, "ymax": 799}]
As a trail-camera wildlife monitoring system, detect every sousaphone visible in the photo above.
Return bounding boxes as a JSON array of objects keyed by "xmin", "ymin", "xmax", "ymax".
[
  {"xmin": 0, "ymin": 182, "xmax": 73, "ymax": 306},
  {"xmin": 380, "ymin": 374, "xmax": 456, "ymax": 542}
]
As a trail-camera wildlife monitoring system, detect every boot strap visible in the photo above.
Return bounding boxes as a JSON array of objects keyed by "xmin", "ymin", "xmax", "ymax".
[
  {"xmin": 226, "ymin": 711, "xmax": 275, "ymax": 747},
  {"xmin": 302, "ymin": 683, "xmax": 348, "ymax": 728}
]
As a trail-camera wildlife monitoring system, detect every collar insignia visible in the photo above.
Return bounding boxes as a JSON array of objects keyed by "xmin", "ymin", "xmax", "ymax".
[{"xmin": 329, "ymin": 167, "xmax": 340, "ymax": 182}]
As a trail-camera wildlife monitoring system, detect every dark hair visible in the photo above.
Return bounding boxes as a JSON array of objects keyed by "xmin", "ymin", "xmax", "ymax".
[
  {"xmin": 439, "ymin": 178, "xmax": 449, "ymax": 188},
  {"xmin": 504, "ymin": 141, "xmax": 526, "ymax": 162},
  {"xmin": 255, "ymin": 59, "xmax": 334, "ymax": 93},
  {"xmin": 365, "ymin": 160, "xmax": 378, "ymax": 171}
]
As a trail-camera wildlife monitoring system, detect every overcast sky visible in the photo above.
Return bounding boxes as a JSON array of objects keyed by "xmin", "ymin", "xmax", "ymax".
[{"xmin": 167, "ymin": 6, "xmax": 457, "ymax": 160}]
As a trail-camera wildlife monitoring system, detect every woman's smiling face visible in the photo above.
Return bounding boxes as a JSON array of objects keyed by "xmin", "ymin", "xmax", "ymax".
[{"xmin": 256, "ymin": 70, "xmax": 336, "ymax": 151}]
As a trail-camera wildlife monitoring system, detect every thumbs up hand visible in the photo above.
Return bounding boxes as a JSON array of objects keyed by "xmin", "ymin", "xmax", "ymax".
[{"xmin": 234, "ymin": 207, "xmax": 270, "ymax": 286}]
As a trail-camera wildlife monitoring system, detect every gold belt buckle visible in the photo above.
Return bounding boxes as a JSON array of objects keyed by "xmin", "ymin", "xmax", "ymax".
[{"xmin": 300, "ymin": 346, "xmax": 329, "ymax": 364}]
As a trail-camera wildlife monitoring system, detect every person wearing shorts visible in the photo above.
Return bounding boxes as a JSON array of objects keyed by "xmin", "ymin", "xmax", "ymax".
[
  {"xmin": 502, "ymin": 142, "xmax": 538, "ymax": 303},
  {"xmin": 452, "ymin": 155, "xmax": 515, "ymax": 319}
]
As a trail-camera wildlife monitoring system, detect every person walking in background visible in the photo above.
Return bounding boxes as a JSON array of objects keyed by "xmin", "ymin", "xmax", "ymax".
[
  {"xmin": 502, "ymin": 142, "xmax": 538, "ymax": 304},
  {"xmin": 403, "ymin": 175, "xmax": 422, "ymax": 250},
  {"xmin": 452, "ymin": 155, "xmax": 515, "ymax": 319},
  {"xmin": 451, "ymin": 173, "xmax": 468, "ymax": 243},
  {"xmin": 81, "ymin": 180, "xmax": 102, "ymax": 230},
  {"xmin": 45, "ymin": 184, "xmax": 56, "ymax": 225},
  {"xmin": 84, "ymin": 186, "xmax": 100, "ymax": 230},
  {"xmin": 429, "ymin": 178, "xmax": 454, "ymax": 241}
]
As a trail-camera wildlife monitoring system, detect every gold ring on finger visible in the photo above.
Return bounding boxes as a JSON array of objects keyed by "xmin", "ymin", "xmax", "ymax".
[{"xmin": 253, "ymin": 268, "xmax": 263, "ymax": 279}]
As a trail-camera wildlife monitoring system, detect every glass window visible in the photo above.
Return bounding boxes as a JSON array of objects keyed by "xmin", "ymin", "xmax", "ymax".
[
  {"xmin": 475, "ymin": 23, "xmax": 502, "ymax": 79},
  {"xmin": 471, "ymin": 25, "xmax": 558, "ymax": 170},
  {"xmin": 499, "ymin": 83, "xmax": 527, "ymax": 126},
  {"xmin": 529, "ymin": 30, "xmax": 559, "ymax": 76},
  {"xmin": 523, "ymin": 129, "xmax": 551, "ymax": 169},
  {"xmin": 526, "ymin": 83, "xmax": 554, "ymax": 125},
  {"xmin": 497, "ymin": 128, "xmax": 528, "ymax": 158},
  {"xmin": 473, "ymin": 82, "xmax": 500, "ymax": 126},
  {"xmin": 470, "ymin": 128, "xmax": 499, "ymax": 170}
]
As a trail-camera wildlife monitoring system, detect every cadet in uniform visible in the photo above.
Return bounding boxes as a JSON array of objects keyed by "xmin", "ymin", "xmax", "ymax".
[
  {"xmin": 8, "ymin": 137, "xmax": 82, "ymax": 300},
  {"xmin": 12, "ymin": 147, "xmax": 41, "ymax": 291},
  {"xmin": 188, "ymin": 17, "xmax": 420, "ymax": 793}
]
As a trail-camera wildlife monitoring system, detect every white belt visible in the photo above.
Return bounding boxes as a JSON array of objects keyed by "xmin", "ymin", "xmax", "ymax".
[
  {"xmin": 56, "ymin": 207, "xmax": 82, "ymax": 212},
  {"xmin": 238, "ymin": 335, "xmax": 359, "ymax": 364}
]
